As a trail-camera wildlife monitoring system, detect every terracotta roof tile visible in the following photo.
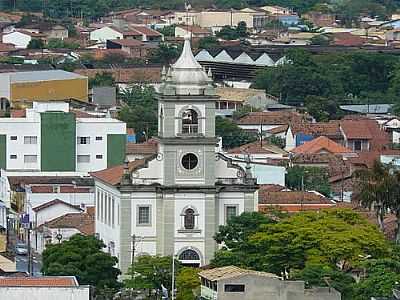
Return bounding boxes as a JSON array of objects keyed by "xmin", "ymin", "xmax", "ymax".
[
  {"xmin": 32, "ymin": 199, "xmax": 81, "ymax": 213},
  {"xmin": 259, "ymin": 190, "xmax": 334, "ymax": 205},
  {"xmin": 291, "ymin": 136, "xmax": 353, "ymax": 155},
  {"xmin": 0, "ymin": 276, "xmax": 78, "ymax": 287},
  {"xmin": 259, "ymin": 184, "xmax": 286, "ymax": 192},
  {"xmin": 90, "ymin": 156, "xmax": 154, "ymax": 186},
  {"xmin": 38, "ymin": 212, "xmax": 94, "ymax": 235},
  {"xmin": 177, "ymin": 25, "xmax": 211, "ymax": 34},
  {"xmin": 130, "ymin": 25, "xmax": 162, "ymax": 37},
  {"xmin": 108, "ymin": 38, "xmax": 144, "ymax": 47},
  {"xmin": 236, "ymin": 111, "xmax": 306, "ymax": 126},
  {"xmin": 265, "ymin": 124, "xmax": 288, "ymax": 134},
  {"xmin": 340, "ymin": 120, "xmax": 373, "ymax": 139},
  {"xmin": 292, "ymin": 121, "xmax": 342, "ymax": 139},
  {"xmin": 227, "ymin": 140, "xmax": 287, "ymax": 155},
  {"xmin": 0, "ymin": 42, "xmax": 15, "ymax": 52},
  {"xmin": 75, "ymin": 67, "xmax": 161, "ymax": 84},
  {"xmin": 126, "ymin": 141, "xmax": 158, "ymax": 155}
]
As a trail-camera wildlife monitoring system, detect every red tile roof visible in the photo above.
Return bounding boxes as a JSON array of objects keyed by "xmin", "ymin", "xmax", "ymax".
[
  {"xmin": 259, "ymin": 190, "xmax": 334, "ymax": 205},
  {"xmin": 32, "ymin": 199, "xmax": 81, "ymax": 212},
  {"xmin": 108, "ymin": 38, "xmax": 143, "ymax": 47},
  {"xmin": 291, "ymin": 136, "xmax": 353, "ymax": 155},
  {"xmin": 265, "ymin": 124, "xmax": 288, "ymax": 134},
  {"xmin": 332, "ymin": 32, "xmax": 366, "ymax": 46},
  {"xmin": 126, "ymin": 141, "xmax": 158, "ymax": 155},
  {"xmin": 259, "ymin": 184, "xmax": 287, "ymax": 192},
  {"xmin": 0, "ymin": 42, "xmax": 15, "ymax": 52},
  {"xmin": 177, "ymin": 25, "xmax": 211, "ymax": 34},
  {"xmin": 0, "ymin": 276, "xmax": 78, "ymax": 287},
  {"xmin": 340, "ymin": 119, "xmax": 373, "ymax": 139},
  {"xmin": 90, "ymin": 156, "xmax": 154, "ymax": 186},
  {"xmin": 39, "ymin": 212, "xmax": 95, "ymax": 235},
  {"xmin": 75, "ymin": 67, "xmax": 161, "ymax": 84},
  {"xmin": 292, "ymin": 121, "xmax": 342, "ymax": 139},
  {"xmin": 236, "ymin": 111, "xmax": 306, "ymax": 126},
  {"xmin": 10, "ymin": 109, "xmax": 26, "ymax": 118},
  {"xmin": 227, "ymin": 140, "xmax": 287, "ymax": 155},
  {"xmin": 130, "ymin": 25, "xmax": 162, "ymax": 37}
]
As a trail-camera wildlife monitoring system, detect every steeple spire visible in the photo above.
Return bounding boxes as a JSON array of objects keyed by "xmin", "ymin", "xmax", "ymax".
[{"xmin": 172, "ymin": 35, "xmax": 202, "ymax": 70}]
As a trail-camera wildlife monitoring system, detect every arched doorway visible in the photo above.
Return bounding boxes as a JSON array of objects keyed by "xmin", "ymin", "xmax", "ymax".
[{"xmin": 178, "ymin": 248, "xmax": 201, "ymax": 267}]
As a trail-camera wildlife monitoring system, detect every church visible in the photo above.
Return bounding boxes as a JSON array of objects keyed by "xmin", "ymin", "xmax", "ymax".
[{"xmin": 92, "ymin": 37, "xmax": 258, "ymax": 274}]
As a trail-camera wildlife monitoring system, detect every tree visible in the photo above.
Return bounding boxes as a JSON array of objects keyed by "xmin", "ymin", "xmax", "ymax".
[
  {"xmin": 265, "ymin": 135, "xmax": 285, "ymax": 149},
  {"xmin": 248, "ymin": 209, "xmax": 390, "ymax": 274},
  {"xmin": 236, "ymin": 21, "xmax": 248, "ymax": 38},
  {"xmin": 286, "ymin": 165, "xmax": 331, "ymax": 196},
  {"xmin": 215, "ymin": 116, "xmax": 257, "ymax": 149},
  {"xmin": 292, "ymin": 263, "xmax": 355, "ymax": 300},
  {"xmin": 124, "ymin": 255, "xmax": 180, "ymax": 296},
  {"xmin": 157, "ymin": 25, "xmax": 176, "ymax": 37},
  {"xmin": 176, "ymin": 267, "xmax": 200, "ymax": 300},
  {"xmin": 42, "ymin": 234, "xmax": 121, "ymax": 289},
  {"xmin": 198, "ymin": 36, "xmax": 220, "ymax": 50},
  {"xmin": 118, "ymin": 86, "xmax": 158, "ymax": 140},
  {"xmin": 353, "ymin": 258, "xmax": 400, "ymax": 300},
  {"xmin": 212, "ymin": 212, "xmax": 276, "ymax": 267},
  {"xmin": 149, "ymin": 43, "xmax": 181, "ymax": 64},
  {"xmin": 27, "ymin": 39, "xmax": 44, "ymax": 49},
  {"xmin": 354, "ymin": 161, "xmax": 395, "ymax": 231},
  {"xmin": 47, "ymin": 38, "xmax": 80, "ymax": 50},
  {"xmin": 216, "ymin": 26, "xmax": 239, "ymax": 40},
  {"xmin": 310, "ymin": 34, "xmax": 331, "ymax": 46},
  {"xmin": 304, "ymin": 95, "xmax": 343, "ymax": 121},
  {"xmin": 89, "ymin": 72, "xmax": 115, "ymax": 88}
]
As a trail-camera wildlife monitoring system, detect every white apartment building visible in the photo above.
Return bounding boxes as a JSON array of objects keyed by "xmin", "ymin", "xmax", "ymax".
[{"xmin": 0, "ymin": 102, "xmax": 126, "ymax": 173}]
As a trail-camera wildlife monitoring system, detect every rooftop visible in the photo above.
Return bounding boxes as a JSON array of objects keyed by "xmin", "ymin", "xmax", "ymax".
[
  {"xmin": 38, "ymin": 212, "xmax": 95, "ymax": 235},
  {"xmin": 259, "ymin": 190, "xmax": 334, "ymax": 205},
  {"xmin": 215, "ymin": 87, "xmax": 266, "ymax": 103},
  {"xmin": 126, "ymin": 141, "xmax": 158, "ymax": 155},
  {"xmin": 291, "ymin": 136, "xmax": 353, "ymax": 155},
  {"xmin": 0, "ymin": 70, "xmax": 86, "ymax": 83},
  {"xmin": 0, "ymin": 276, "xmax": 78, "ymax": 287},
  {"xmin": 199, "ymin": 266, "xmax": 278, "ymax": 281},
  {"xmin": 236, "ymin": 111, "xmax": 305, "ymax": 126},
  {"xmin": 32, "ymin": 199, "xmax": 81, "ymax": 213},
  {"xmin": 228, "ymin": 140, "xmax": 287, "ymax": 155}
]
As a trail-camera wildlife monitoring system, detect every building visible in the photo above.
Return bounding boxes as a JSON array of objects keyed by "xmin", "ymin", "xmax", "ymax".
[
  {"xmin": 91, "ymin": 37, "xmax": 258, "ymax": 273},
  {"xmin": 89, "ymin": 24, "xmax": 163, "ymax": 43},
  {"xmin": 199, "ymin": 265, "xmax": 341, "ymax": 300},
  {"xmin": 2, "ymin": 30, "xmax": 46, "ymax": 49},
  {"xmin": 0, "ymin": 276, "xmax": 90, "ymax": 300},
  {"xmin": 175, "ymin": 25, "xmax": 212, "ymax": 38},
  {"xmin": 0, "ymin": 70, "xmax": 88, "ymax": 104},
  {"xmin": 0, "ymin": 102, "xmax": 126, "ymax": 173},
  {"xmin": 106, "ymin": 39, "xmax": 154, "ymax": 58},
  {"xmin": 291, "ymin": 136, "xmax": 355, "ymax": 158}
]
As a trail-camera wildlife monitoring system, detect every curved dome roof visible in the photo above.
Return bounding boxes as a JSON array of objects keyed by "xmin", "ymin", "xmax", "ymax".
[{"xmin": 158, "ymin": 36, "xmax": 214, "ymax": 96}]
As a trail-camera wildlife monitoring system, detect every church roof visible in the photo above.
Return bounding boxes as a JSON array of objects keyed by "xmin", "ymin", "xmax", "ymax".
[
  {"xmin": 90, "ymin": 157, "xmax": 151, "ymax": 186},
  {"xmin": 158, "ymin": 36, "xmax": 214, "ymax": 96}
]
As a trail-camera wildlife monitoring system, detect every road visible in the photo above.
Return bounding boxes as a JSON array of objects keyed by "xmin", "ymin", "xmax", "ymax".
[{"xmin": 15, "ymin": 254, "xmax": 42, "ymax": 276}]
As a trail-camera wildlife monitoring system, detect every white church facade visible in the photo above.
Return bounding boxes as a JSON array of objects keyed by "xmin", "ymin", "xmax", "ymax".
[{"xmin": 92, "ymin": 37, "xmax": 258, "ymax": 273}]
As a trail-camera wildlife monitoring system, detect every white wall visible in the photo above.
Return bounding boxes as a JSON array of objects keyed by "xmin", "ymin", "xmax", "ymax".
[
  {"xmin": 27, "ymin": 192, "xmax": 94, "ymax": 209},
  {"xmin": 0, "ymin": 286, "xmax": 90, "ymax": 300},
  {"xmin": 90, "ymin": 26, "xmax": 123, "ymax": 42},
  {"xmin": 2, "ymin": 31, "xmax": 31, "ymax": 48},
  {"xmin": 33, "ymin": 204, "xmax": 81, "ymax": 226},
  {"xmin": 0, "ymin": 73, "xmax": 11, "ymax": 99}
]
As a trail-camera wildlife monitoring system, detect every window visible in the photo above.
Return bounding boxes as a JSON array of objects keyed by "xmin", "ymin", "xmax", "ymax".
[
  {"xmin": 354, "ymin": 140, "xmax": 362, "ymax": 151},
  {"xmin": 182, "ymin": 109, "xmax": 198, "ymax": 134},
  {"xmin": 137, "ymin": 206, "xmax": 151, "ymax": 226},
  {"xmin": 181, "ymin": 153, "xmax": 198, "ymax": 170},
  {"xmin": 10, "ymin": 154, "xmax": 17, "ymax": 159},
  {"xmin": 179, "ymin": 249, "xmax": 200, "ymax": 261},
  {"xmin": 78, "ymin": 137, "xmax": 90, "ymax": 144},
  {"xmin": 95, "ymin": 136, "xmax": 103, "ymax": 141},
  {"xmin": 24, "ymin": 136, "xmax": 37, "ymax": 144},
  {"xmin": 52, "ymin": 186, "xmax": 60, "ymax": 193},
  {"xmin": 77, "ymin": 155, "xmax": 90, "ymax": 163},
  {"xmin": 224, "ymin": 284, "xmax": 245, "ymax": 293},
  {"xmin": 184, "ymin": 208, "xmax": 195, "ymax": 230},
  {"xmin": 96, "ymin": 154, "xmax": 103, "ymax": 159},
  {"xmin": 226, "ymin": 206, "xmax": 237, "ymax": 222},
  {"xmin": 10, "ymin": 136, "xmax": 17, "ymax": 141},
  {"xmin": 24, "ymin": 155, "xmax": 37, "ymax": 163}
]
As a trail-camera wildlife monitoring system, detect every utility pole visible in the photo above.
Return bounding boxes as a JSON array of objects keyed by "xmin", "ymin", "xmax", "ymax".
[
  {"xmin": 171, "ymin": 255, "xmax": 175, "ymax": 300},
  {"xmin": 27, "ymin": 223, "xmax": 32, "ymax": 276},
  {"xmin": 131, "ymin": 234, "xmax": 136, "ymax": 282}
]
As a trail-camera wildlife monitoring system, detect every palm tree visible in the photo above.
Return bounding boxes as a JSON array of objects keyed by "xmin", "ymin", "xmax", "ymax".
[{"xmin": 355, "ymin": 161, "xmax": 394, "ymax": 231}]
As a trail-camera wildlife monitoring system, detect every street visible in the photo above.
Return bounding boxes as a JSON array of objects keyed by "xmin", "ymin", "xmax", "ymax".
[{"xmin": 15, "ymin": 254, "xmax": 42, "ymax": 276}]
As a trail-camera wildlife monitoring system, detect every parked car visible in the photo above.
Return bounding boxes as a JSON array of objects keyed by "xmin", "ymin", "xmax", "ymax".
[{"xmin": 15, "ymin": 243, "xmax": 28, "ymax": 255}]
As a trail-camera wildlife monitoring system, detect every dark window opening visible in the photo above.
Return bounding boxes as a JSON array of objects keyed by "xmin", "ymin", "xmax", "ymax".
[
  {"xmin": 184, "ymin": 208, "xmax": 195, "ymax": 229},
  {"xmin": 224, "ymin": 284, "xmax": 245, "ymax": 292},
  {"xmin": 354, "ymin": 140, "xmax": 362, "ymax": 151},
  {"xmin": 182, "ymin": 109, "xmax": 198, "ymax": 134},
  {"xmin": 179, "ymin": 249, "xmax": 200, "ymax": 261}
]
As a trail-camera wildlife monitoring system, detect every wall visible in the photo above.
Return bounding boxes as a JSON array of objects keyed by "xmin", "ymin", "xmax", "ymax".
[
  {"xmin": 11, "ymin": 78, "xmax": 88, "ymax": 102},
  {"xmin": 2, "ymin": 32, "xmax": 31, "ymax": 48},
  {"xmin": 0, "ymin": 135, "xmax": 6, "ymax": 169},
  {"xmin": 33, "ymin": 203, "xmax": 81, "ymax": 226},
  {"xmin": 90, "ymin": 27, "xmax": 123, "ymax": 42},
  {"xmin": 107, "ymin": 134, "xmax": 126, "ymax": 168},
  {"xmin": 0, "ymin": 286, "xmax": 90, "ymax": 300},
  {"xmin": 41, "ymin": 112, "xmax": 76, "ymax": 171}
]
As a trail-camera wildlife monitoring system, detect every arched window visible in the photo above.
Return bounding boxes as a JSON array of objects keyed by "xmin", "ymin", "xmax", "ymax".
[
  {"xmin": 182, "ymin": 109, "xmax": 198, "ymax": 134},
  {"xmin": 179, "ymin": 249, "xmax": 200, "ymax": 261},
  {"xmin": 159, "ymin": 107, "xmax": 164, "ymax": 134},
  {"xmin": 184, "ymin": 208, "xmax": 195, "ymax": 229}
]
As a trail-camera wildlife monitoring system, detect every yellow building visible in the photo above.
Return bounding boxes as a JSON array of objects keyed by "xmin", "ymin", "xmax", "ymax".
[{"xmin": 0, "ymin": 70, "xmax": 88, "ymax": 106}]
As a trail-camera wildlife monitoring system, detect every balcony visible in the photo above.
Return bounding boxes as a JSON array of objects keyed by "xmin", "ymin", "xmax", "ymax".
[{"xmin": 181, "ymin": 124, "xmax": 198, "ymax": 135}]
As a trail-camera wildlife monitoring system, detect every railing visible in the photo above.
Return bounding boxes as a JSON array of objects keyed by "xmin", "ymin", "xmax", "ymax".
[{"xmin": 182, "ymin": 124, "xmax": 198, "ymax": 135}]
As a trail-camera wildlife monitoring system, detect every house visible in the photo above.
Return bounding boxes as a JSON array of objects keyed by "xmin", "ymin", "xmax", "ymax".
[
  {"xmin": 199, "ymin": 265, "xmax": 341, "ymax": 300},
  {"xmin": 2, "ymin": 30, "xmax": 46, "ymax": 49},
  {"xmin": 32, "ymin": 199, "xmax": 83, "ymax": 227},
  {"xmin": 0, "ymin": 173, "xmax": 95, "ymax": 213},
  {"xmin": 91, "ymin": 37, "xmax": 258, "ymax": 274},
  {"xmin": 339, "ymin": 104, "xmax": 393, "ymax": 115},
  {"xmin": 0, "ymin": 70, "xmax": 88, "ymax": 103},
  {"xmin": 303, "ymin": 11, "xmax": 336, "ymax": 27},
  {"xmin": 331, "ymin": 32, "xmax": 366, "ymax": 46},
  {"xmin": 290, "ymin": 121, "xmax": 343, "ymax": 148},
  {"xmin": 0, "ymin": 102, "xmax": 126, "ymax": 173},
  {"xmin": 106, "ymin": 39, "xmax": 153, "ymax": 57},
  {"xmin": 89, "ymin": 26, "xmax": 123, "ymax": 42},
  {"xmin": 258, "ymin": 189, "xmax": 336, "ymax": 213},
  {"xmin": 19, "ymin": 23, "xmax": 68, "ymax": 40},
  {"xmin": 0, "ymin": 276, "xmax": 90, "ymax": 300},
  {"xmin": 126, "ymin": 140, "xmax": 158, "ymax": 161},
  {"xmin": 291, "ymin": 136, "xmax": 355, "ymax": 158},
  {"xmin": 175, "ymin": 25, "xmax": 212, "ymax": 38},
  {"xmin": 35, "ymin": 209, "xmax": 94, "ymax": 253},
  {"xmin": 260, "ymin": 5, "xmax": 291, "ymax": 15},
  {"xmin": 340, "ymin": 119, "xmax": 373, "ymax": 152}
]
